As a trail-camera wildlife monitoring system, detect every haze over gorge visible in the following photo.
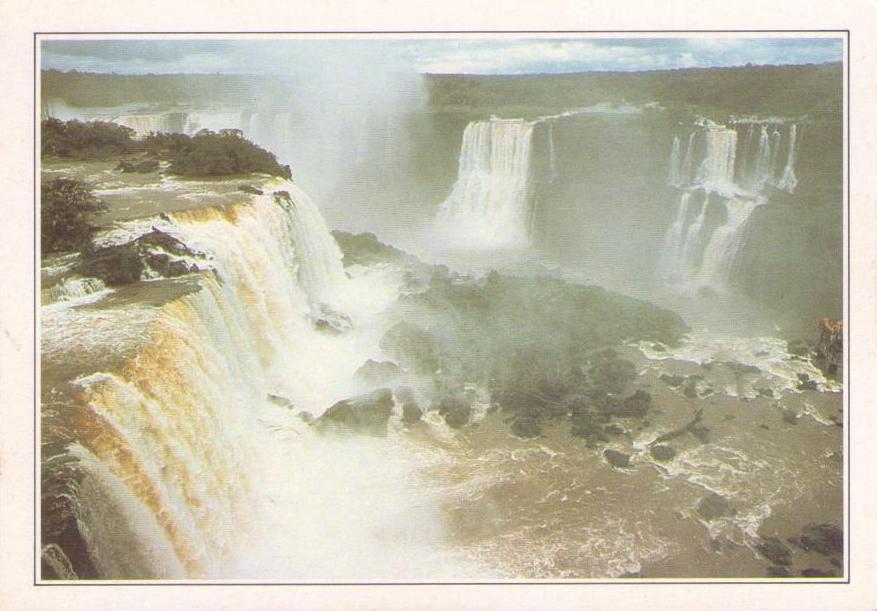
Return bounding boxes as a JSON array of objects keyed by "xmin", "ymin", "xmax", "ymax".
[{"xmin": 39, "ymin": 51, "xmax": 844, "ymax": 581}]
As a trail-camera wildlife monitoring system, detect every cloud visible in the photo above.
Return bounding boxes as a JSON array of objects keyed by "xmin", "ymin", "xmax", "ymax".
[{"xmin": 40, "ymin": 37, "xmax": 844, "ymax": 76}]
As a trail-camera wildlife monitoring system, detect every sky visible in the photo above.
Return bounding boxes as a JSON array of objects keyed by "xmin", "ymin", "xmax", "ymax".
[{"xmin": 40, "ymin": 37, "xmax": 844, "ymax": 76}]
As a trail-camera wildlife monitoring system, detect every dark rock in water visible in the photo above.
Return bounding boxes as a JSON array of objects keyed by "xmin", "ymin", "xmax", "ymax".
[
  {"xmin": 511, "ymin": 417, "xmax": 542, "ymax": 438},
  {"xmin": 394, "ymin": 386, "xmax": 416, "ymax": 404},
  {"xmin": 801, "ymin": 568, "xmax": 835, "ymax": 578},
  {"xmin": 311, "ymin": 304, "xmax": 352, "ymax": 334},
  {"xmin": 697, "ymin": 492, "xmax": 736, "ymax": 521},
  {"xmin": 603, "ymin": 449, "xmax": 632, "ymax": 469},
  {"xmin": 600, "ymin": 390, "xmax": 651, "ymax": 419},
  {"xmin": 239, "ymin": 184, "xmax": 263, "ymax": 195},
  {"xmin": 760, "ymin": 424, "xmax": 770, "ymax": 430},
  {"xmin": 796, "ymin": 373, "xmax": 819, "ymax": 391},
  {"xmin": 799, "ymin": 523, "xmax": 843, "ymax": 556},
  {"xmin": 267, "ymin": 394, "xmax": 294, "ymax": 408},
  {"xmin": 401, "ymin": 402, "xmax": 423, "ymax": 426},
  {"xmin": 438, "ymin": 395, "xmax": 471, "ymax": 429},
  {"xmin": 604, "ymin": 423, "xmax": 625, "ymax": 436},
  {"xmin": 116, "ymin": 158, "xmax": 160, "ymax": 173},
  {"xmin": 756, "ymin": 387, "xmax": 775, "ymax": 399},
  {"xmin": 721, "ymin": 361, "xmax": 762, "ymax": 377},
  {"xmin": 355, "ymin": 359, "xmax": 401, "ymax": 385},
  {"xmin": 756, "ymin": 537, "xmax": 792, "ymax": 566},
  {"xmin": 766, "ymin": 566, "xmax": 790, "ymax": 578},
  {"xmin": 659, "ymin": 374, "xmax": 685, "ymax": 388},
  {"xmin": 683, "ymin": 382, "xmax": 699, "ymax": 398},
  {"xmin": 318, "ymin": 388, "xmax": 394, "ymax": 435},
  {"xmin": 649, "ymin": 444, "xmax": 677, "ymax": 462},
  {"xmin": 81, "ymin": 228, "xmax": 204, "ymax": 286}
]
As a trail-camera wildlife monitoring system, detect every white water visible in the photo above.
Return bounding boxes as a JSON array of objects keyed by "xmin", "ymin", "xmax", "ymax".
[
  {"xmin": 777, "ymin": 124, "xmax": 799, "ymax": 193},
  {"xmin": 46, "ymin": 177, "xmax": 472, "ymax": 580},
  {"xmin": 548, "ymin": 122, "xmax": 558, "ymax": 183},
  {"xmin": 668, "ymin": 136, "xmax": 682, "ymax": 186},
  {"xmin": 434, "ymin": 118, "xmax": 535, "ymax": 251},
  {"xmin": 696, "ymin": 127, "xmax": 737, "ymax": 190},
  {"xmin": 697, "ymin": 198, "xmax": 762, "ymax": 288},
  {"xmin": 659, "ymin": 118, "xmax": 801, "ymax": 288}
]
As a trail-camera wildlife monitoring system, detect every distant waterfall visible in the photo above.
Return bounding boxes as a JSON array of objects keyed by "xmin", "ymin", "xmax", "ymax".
[
  {"xmin": 696, "ymin": 127, "xmax": 737, "ymax": 187},
  {"xmin": 697, "ymin": 198, "xmax": 761, "ymax": 287},
  {"xmin": 434, "ymin": 118, "xmax": 535, "ymax": 250},
  {"xmin": 777, "ymin": 124, "xmax": 799, "ymax": 192},
  {"xmin": 668, "ymin": 136, "xmax": 682, "ymax": 186},
  {"xmin": 659, "ymin": 117, "xmax": 804, "ymax": 289},
  {"xmin": 681, "ymin": 132, "xmax": 696, "ymax": 185},
  {"xmin": 657, "ymin": 191, "xmax": 692, "ymax": 275},
  {"xmin": 548, "ymin": 123, "xmax": 559, "ymax": 183}
]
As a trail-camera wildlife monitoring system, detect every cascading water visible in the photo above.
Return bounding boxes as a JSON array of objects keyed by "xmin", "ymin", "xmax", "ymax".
[
  {"xmin": 434, "ymin": 118, "xmax": 535, "ymax": 250},
  {"xmin": 40, "ymin": 176, "xmax": 469, "ymax": 580},
  {"xmin": 777, "ymin": 124, "xmax": 799, "ymax": 192},
  {"xmin": 697, "ymin": 197, "xmax": 762, "ymax": 288},
  {"xmin": 548, "ymin": 122, "xmax": 559, "ymax": 183},
  {"xmin": 668, "ymin": 136, "xmax": 682, "ymax": 186},
  {"xmin": 696, "ymin": 126, "xmax": 737, "ymax": 189}
]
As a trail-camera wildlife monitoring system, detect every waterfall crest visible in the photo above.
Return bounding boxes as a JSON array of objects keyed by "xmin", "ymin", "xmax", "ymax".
[
  {"xmin": 40, "ymin": 178, "xmax": 407, "ymax": 579},
  {"xmin": 434, "ymin": 118, "xmax": 535, "ymax": 250}
]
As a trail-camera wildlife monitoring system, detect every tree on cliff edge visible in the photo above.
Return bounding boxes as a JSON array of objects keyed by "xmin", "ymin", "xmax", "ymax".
[{"xmin": 41, "ymin": 178, "xmax": 106, "ymax": 254}]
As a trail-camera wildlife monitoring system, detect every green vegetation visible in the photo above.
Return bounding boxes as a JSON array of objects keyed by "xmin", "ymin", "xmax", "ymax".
[
  {"xmin": 143, "ymin": 129, "xmax": 291, "ymax": 178},
  {"xmin": 41, "ymin": 120, "xmax": 291, "ymax": 178},
  {"xmin": 426, "ymin": 62, "xmax": 842, "ymax": 118},
  {"xmin": 41, "ymin": 118, "xmax": 137, "ymax": 159},
  {"xmin": 41, "ymin": 178, "xmax": 106, "ymax": 254}
]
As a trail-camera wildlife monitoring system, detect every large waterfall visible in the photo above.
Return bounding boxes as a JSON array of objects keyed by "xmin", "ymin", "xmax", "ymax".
[
  {"xmin": 434, "ymin": 118, "xmax": 535, "ymax": 250},
  {"xmin": 659, "ymin": 119, "xmax": 800, "ymax": 289},
  {"xmin": 40, "ymin": 178, "xmax": 464, "ymax": 580}
]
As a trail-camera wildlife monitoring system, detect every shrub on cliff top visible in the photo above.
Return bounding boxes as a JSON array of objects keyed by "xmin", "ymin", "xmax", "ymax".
[{"xmin": 41, "ymin": 178, "xmax": 106, "ymax": 254}]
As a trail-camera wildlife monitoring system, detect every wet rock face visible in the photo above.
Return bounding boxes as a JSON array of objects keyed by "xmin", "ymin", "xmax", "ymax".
[
  {"xmin": 317, "ymin": 388, "xmax": 395, "ymax": 435},
  {"xmin": 355, "ymin": 359, "xmax": 402, "ymax": 385},
  {"xmin": 649, "ymin": 444, "xmax": 677, "ymax": 462},
  {"xmin": 511, "ymin": 417, "xmax": 542, "ymax": 439},
  {"xmin": 756, "ymin": 537, "xmax": 792, "ymax": 566},
  {"xmin": 799, "ymin": 523, "xmax": 843, "ymax": 556},
  {"xmin": 697, "ymin": 492, "xmax": 736, "ymax": 521},
  {"xmin": 81, "ymin": 228, "xmax": 204, "ymax": 286},
  {"xmin": 438, "ymin": 395, "xmax": 472, "ymax": 429},
  {"xmin": 603, "ymin": 449, "xmax": 632, "ymax": 469}
]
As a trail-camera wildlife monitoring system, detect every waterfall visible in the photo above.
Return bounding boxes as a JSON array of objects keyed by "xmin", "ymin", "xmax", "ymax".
[
  {"xmin": 548, "ymin": 122, "xmax": 558, "ymax": 183},
  {"xmin": 41, "ymin": 174, "xmax": 464, "ymax": 579},
  {"xmin": 657, "ymin": 191, "xmax": 692, "ymax": 276},
  {"xmin": 668, "ymin": 136, "xmax": 682, "ymax": 186},
  {"xmin": 767, "ymin": 129, "xmax": 782, "ymax": 181},
  {"xmin": 434, "ymin": 118, "xmax": 535, "ymax": 250},
  {"xmin": 698, "ymin": 198, "xmax": 762, "ymax": 287},
  {"xmin": 748, "ymin": 125, "xmax": 774, "ymax": 191},
  {"xmin": 696, "ymin": 127, "xmax": 737, "ymax": 188},
  {"xmin": 679, "ymin": 195, "xmax": 709, "ymax": 272},
  {"xmin": 776, "ymin": 124, "xmax": 799, "ymax": 193},
  {"xmin": 681, "ymin": 132, "xmax": 696, "ymax": 185}
]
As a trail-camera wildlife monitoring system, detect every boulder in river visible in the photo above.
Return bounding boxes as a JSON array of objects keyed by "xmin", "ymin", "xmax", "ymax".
[
  {"xmin": 317, "ymin": 388, "xmax": 394, "ymax": 435},
  {"xmin": 603, "ymin": 449, "xmax": 632, "ymax": 469},
  {"xmin": 756, "ymin": 536, "xmax": 792, "ymax": 566},
  {"xmin": 799, "ymin": 523, "xmax": 843, "ymax": 556},
  {"xmin": 438, "ymin": 395, "xmax": 471, "ymax": 429},
  {"xmin": 80, "ymin": 228, "xmax": 204, "ymax": 286},
  {"xmin": 697, "ymin": 492, "xmax": 736, "ymax": 521},
  {"xmin": 355, "ymin": 359, "xmax": 402, "ymax": 385},
  {"xmin": 649, "ymin": 444, "xmax": 677, "ymax": 462}
]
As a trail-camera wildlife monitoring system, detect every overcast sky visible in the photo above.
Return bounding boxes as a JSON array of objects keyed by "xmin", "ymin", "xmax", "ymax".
[{"xmin": 41, "ymin": 37, "xmax": 843, "ymax": 75}]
